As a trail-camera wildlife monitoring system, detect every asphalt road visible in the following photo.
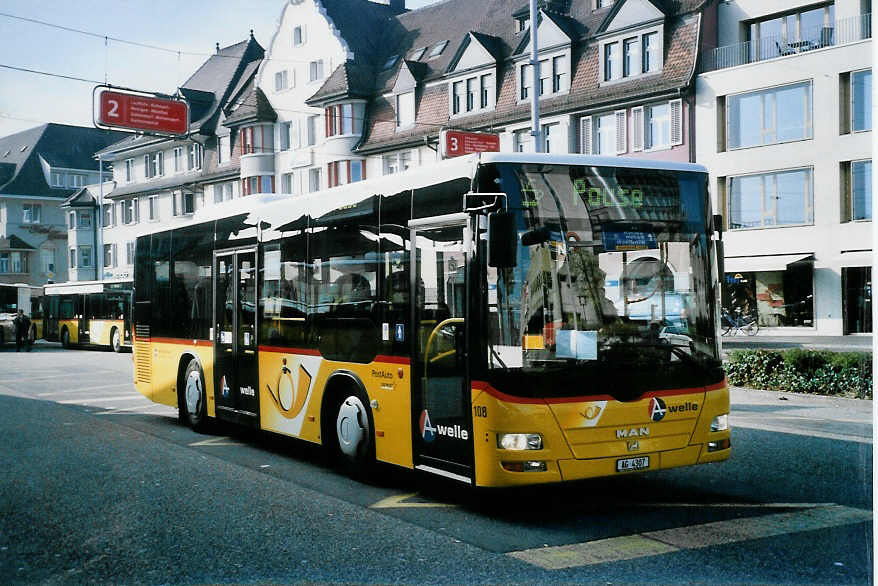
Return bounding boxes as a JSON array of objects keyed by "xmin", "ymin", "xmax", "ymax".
[{"xmin": 0, "ymin": 343, "xmax": 872, "ymax": 584}]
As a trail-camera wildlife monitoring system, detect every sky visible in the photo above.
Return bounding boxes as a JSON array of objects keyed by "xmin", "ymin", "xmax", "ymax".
[{"xmin": 0, "ymin": 0, "xmax": 443, "ymax": 138}]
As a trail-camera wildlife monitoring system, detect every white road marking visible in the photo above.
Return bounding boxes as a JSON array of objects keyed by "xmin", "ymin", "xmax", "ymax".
[
  {"xmin": 0, "ymin": 371, "xmax": 118, "ymax": 383},
  {"xmin": 94, "ymin": 404, "xmax": 175, "ymax": 415},
  {"xmin": 508, "ymin": 505, "xmax": 872, "ymax": 570},
  {"xmin": 188, "ymin": 436, "xmax": 243, "ymax": 446},
  {"xmin": 58, "ymin": 395, "xmax": 143, "ymax": 404},
  {"xmin": 371, "ymin": 492, "xmax": 458, "ymax": 509}
]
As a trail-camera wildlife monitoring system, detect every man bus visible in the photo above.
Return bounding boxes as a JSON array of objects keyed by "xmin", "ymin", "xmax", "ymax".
[
  {"xmin": 41, "ymin": 279, "xmax": 132, "ymax": 352},
  {"xmin": 0, "ymin": 283, "xmax": 40, "ymax": 346},
  {"xmin": 132, "ymin": 152, "xmax": 730, "ymax": 487}
]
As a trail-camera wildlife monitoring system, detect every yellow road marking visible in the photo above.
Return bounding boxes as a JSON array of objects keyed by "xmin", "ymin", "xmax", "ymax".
[
  {"xmin": 371, "ymin": 492, "xmax": 458, "ymax": 509},
  {"xmin": 509, "ymin": 505, "xmax": 872, "ymax": 570},
  {"xmin": 189, "ymin": 436, "xmax": 243, "ymax": 446}
]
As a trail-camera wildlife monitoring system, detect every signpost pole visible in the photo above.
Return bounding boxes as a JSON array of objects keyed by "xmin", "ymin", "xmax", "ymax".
[
  {"xmin": 530, "ymin": 0, "xmax": 542, "ymax": 153},
  {"xmin": 97, "ymin": 153, "xmax": 103, "ymax": 282}
]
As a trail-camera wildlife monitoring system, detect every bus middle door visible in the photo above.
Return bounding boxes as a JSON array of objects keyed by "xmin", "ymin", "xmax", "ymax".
[
  {"xmin": 409, "ymin": 214, "xmax": 474, "ymax": 484},
  {"xmin": 213, "ymin": 249, "xmax": 259, "ymax": 426}
]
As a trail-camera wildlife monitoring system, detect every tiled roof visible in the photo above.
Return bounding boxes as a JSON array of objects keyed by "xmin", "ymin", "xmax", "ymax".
[
  {"xmin": 359, "ymin": 0, "xmax": 705, "ymax": 152},
  {"xmin": 61, "ymin": 186, "xmax": 97, "ymax": 208},
  {"xmin": 0, "ymin": 235, "xmax": 36, "ymax": 250},
  {"xmin": 307, "ymin": 60, "xmax": 378, "ymax": 105},
  {"xmin": 224, "ymin": 84, "xmax": 277, "ymax": 126},
  {"xmin": 0, "ymin": 124, "xmax": 125, "ymax": 198}
]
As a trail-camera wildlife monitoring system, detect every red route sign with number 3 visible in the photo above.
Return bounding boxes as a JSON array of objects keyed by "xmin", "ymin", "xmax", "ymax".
[
  {"xmin": 442, "ymin": 130, "xmax": 500, "ymax": 158},
  {"xmin": 98, "ymin": 90, "xmax": 189, "ymax": 136}
]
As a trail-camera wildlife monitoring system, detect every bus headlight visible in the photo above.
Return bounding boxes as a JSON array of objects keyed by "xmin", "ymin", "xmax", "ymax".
[
  {"xmin": 497, "ymin": 433, "xmax": 543, "ymax": 450},
  {"xmin": 710, "ymin": 414, "xmax": 729, "ymax": 432}
]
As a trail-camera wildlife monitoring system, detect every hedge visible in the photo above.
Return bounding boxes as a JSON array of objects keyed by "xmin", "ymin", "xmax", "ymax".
[{"xmin": 725, "ymin": 349, "xmax": 872, "ymax": 399}]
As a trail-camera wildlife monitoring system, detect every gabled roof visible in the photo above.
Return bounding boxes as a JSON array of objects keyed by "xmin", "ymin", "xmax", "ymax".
[
  {"xmin": 597, "ymin": 0, "xmax": 668, "ymax": 34},
  {"xmin": 0, "ymin": 235, "xmax": 36, "ymax": 250},
  {"xmin": 61, "ymin": 186, "xmax": 98, "ymax": 208},
  {"xmin": 306, "ymin": 60, "xmax": 378, "ymax": 106},
  {"xmin": 223, "ymin": 84, "xmax": 277, "ymax": 126},
  {"xmin": 512, "ymin": 9, "xmax": 579, "ymax": 55},
  {"xmin": 446, "ymin": 32, "xmax": 501, "ymax": 74},
  {"xmin": 0, "ymin": 124, "xmax": 125, "ymax": 198}
]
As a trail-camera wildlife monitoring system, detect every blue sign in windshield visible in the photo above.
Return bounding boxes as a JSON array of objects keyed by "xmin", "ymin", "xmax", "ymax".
[{"xmin": 601, "ymin": 230, "xmax": 658, "ymax": 252}]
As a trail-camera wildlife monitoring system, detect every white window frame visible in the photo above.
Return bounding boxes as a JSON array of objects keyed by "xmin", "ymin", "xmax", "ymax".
[
  {"xmin": 173, "ymin": 147, "xmax": 183, "ymax": 172},
  {"xmin": 851, "ymin": 68, "xmax": 872, "ymax": 133},
  {"xmin": 516, "ymin": 47, "xmax": 571, "ymax": 104},
  {"xmin": 599, "ymin": 24, "xmax": 663, "ymax": 86},
  {"xmin": 727, "ymin": 166, "xmax": 814, "ymax": 230},
  {"xmin": 22, "ymin": 203, "xmax": 41, "ymax": 224},
  {"xmin": 395, "ymin": 91, "xmax": 416, "ymax": 129},
  {"xmin": 275, "ymin": 69, "xmax": 289, "ymax": 92},
  {"xmin": 79, "ymin": 245, "xmax": 92, "ymax": 269},
  {"xmin": 148, "ymin": 195, "xmax": 160, "ymax": 221},
  {"xmin": 309, "ymin": 60, "xmax": 324, "ymax": 83},
  {"xmin": 293, "ymin": 25, "xmax": 306, "ymax": 46},
  {"xmin": 449, "ymin": 69, "xmax": 496, "ymax": 119},
  {"xmin": 581, "ymin": 110, "xmax": 628, "ymax": 155},
  {"xmin": 382, "ymin": 149, "xmax": 418, "ymax": 175},
  {"xmin": 124, "ymin": 158, "xmax": 134, "ymax": 182},
  {"xmin": 126, "ymin": 241, "xmax": 135, "ymax": 266}
]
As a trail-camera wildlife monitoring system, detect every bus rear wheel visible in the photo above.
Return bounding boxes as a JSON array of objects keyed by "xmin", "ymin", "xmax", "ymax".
[
  {"xmin": 181, "ymin": 360, "xmax": 209, "ymax": 432},
  {"xmin": 110, "ymin": 327, "xmax": 121, "ymax": 353},
  {"xmin": 331, "ymin": 390, "xmax": 375, "ymax": 478}
]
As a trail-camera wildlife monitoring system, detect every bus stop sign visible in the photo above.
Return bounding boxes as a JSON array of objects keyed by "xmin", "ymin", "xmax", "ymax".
[
  {"xmin": 96, "ymin": 88, "xmax": 189, "ymax": 136},
  {"xmin": 441, "ymin": 130, "xmax": 500, "ymax": 158}
]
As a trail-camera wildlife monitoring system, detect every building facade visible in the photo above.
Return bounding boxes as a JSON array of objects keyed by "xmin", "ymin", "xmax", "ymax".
[
  {"xmin": 94, "ymin": 35, "xmax": 264, "ymax": 281},
  {"xmin": 696, "ymin": 0, "xmax": 872, "ymax": 335},
  {"xmin": 0, "ymin": 124, "xmax": 123, "ymax": 286}
]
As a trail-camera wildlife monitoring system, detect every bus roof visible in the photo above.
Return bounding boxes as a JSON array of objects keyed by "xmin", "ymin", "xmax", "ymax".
[
  {"xmin": 44, "ymin": 278, "xmax": 132, "ymax": 295},
  {"xmin": 476, "ymin": 152, "xmax": 708, "ymax": 174}
]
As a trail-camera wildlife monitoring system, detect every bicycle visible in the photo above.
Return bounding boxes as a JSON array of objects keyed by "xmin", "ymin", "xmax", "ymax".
[{"xmin": 721, "ymin": 307, "xmax": 759, "ymax": 336}]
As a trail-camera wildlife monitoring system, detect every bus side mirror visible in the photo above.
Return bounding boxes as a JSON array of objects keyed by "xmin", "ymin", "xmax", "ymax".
[
  {"xmin": 487, "ymin": 211, "xmax": 516, "ymax": 268},
  {"xmin": 713, "ymin": 214, "xmax": 723, "ymax": 239},
  {"xmin": 715, "ymin": 240, "xmax": 725, "ymax": 282}
]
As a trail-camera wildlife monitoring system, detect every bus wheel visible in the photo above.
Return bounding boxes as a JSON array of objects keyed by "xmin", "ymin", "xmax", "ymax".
[
  {"xmin": 333, "ymin": 392, "xmax": 375, "ymax": 478},
  {"xmin": 110, "ymin": 328, "xmax": 121, "ymax": 353},
  {"xmin": 61, "ymin": 328, "xmax": 70, "ymax": 348},
  {"xmin": 181, "ymin": 360, "xmax": 209, "ymax": 432}
]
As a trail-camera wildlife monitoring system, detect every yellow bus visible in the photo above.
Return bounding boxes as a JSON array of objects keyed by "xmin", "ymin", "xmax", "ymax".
[
  {"xmin": 133, "ymin": 153, "xmax": 730, "ymax": 487},
  {"xmin": 40, "ymin": 280, "xmax": 132, "ymax": 352}
]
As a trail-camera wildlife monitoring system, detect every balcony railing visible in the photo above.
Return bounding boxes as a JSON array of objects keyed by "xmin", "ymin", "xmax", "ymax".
[{"xmin": 702, "ymin": 13, "xmax": 871, "ymax": 73}]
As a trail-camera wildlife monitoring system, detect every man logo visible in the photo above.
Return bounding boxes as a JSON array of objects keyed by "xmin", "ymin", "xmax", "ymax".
[
  {"xmin": 220, "ymin": 375, "xmax": 230, "ymax": 398},
  {"xmin": 649, "ymin": 396, "xmax": 667, "ymax": 421}
]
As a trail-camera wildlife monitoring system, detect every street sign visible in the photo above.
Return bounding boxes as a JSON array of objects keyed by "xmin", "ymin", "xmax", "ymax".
[
  {"xmin": 95, "ymin": 88, "xmax": 189, "ymax": 136},
  {"xmin": 440, "ymin": 130, "xmax": 500, "ymax": 158}
]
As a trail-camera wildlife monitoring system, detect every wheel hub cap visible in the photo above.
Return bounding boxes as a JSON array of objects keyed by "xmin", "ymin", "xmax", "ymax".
[
  {"xmin": 185, "ymin": 371, "xmax": 202, "ymax": 414},
  {"xmin": 336, "ymin": 397, "xmax": 367, "ymax": 457}
]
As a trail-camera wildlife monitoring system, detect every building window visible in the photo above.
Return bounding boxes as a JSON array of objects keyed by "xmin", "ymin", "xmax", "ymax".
[
  {"xmin": 520, "ymin": 64, "xmax": 533, "ymax": 100},
  {"xmin": 293, "ymin": 25, "xmax": 306, "ymax": 46},
  {"xmin": 241, "ymin": 176, "xmax": 274, "ymax": 197},
  {"xmin": 852, "ymin": 69, "xmax": 872, "ymax": 132},
  {"xmin": 125, "ymin": 158, "xmax": 134, "ymax": 182},
  {"xmin": 515, "ymin": 16, "xmax": 529, "ymax": 32},
  {"xmin": 126, "ymin": 241, "xmax": 135, "ymax": 266},
  {"xmin": 427, "ymin": 40, "xmax": 448, "ymax": 59},
  {"xmin": 724, "ymin": 265, "xmax": 814, "ymax": 328},
  {"xmin": 275, "ymin": 69, "xmax": 289, "ymax": 92},
  {"xmin": 542, "ymin": 122, "xmax": 560, "ymax": 153},
  {"xmin": 69, "ymin": 248, "xmax": 76, "ymax": 269},
  {"xmin": 642, "ymin": 32, "xmax": 659, "ymax": 73},
  {"xmin": 480, "ymin": 74, "xmax": 492, "ymax": 109},
  {"xmin": 102, "ymin": 203, "xmax": 114, "ymax": 227},
  {"xmin": 0, "ymin": 252, "xmax": 27, "ymax": 274},
  {"xmin": 218, "ymin": 135, "xmax": 230, "ymax": 163},
  {"xmin": 148, "ymin": 195, "xmax": 159, "ymax": 221},
  {"xmin": 79, "ymin": 246, "xmax": 92, "ymax": 269},
  {"xmin": 308, "ymin": 168, "xmax": 321, "ymax": 193},
  {"xmin": 327, "ymin": 160, "xmax": 366, "ymax": 188},
  {"xmin": 595, "ymin": 113, "xmax": 618, "ymax": 155},
  {"xmin": 123, "ymin": 198, "xmax": 138, "ymax": 225},
  {"xmin": 41, "ymin": 248, "xmax": 55, "ymax": 274},
  {"xmin": 382, "ymin": 151, "xmax": 414, "ymax": 175},
  {"xmin": 349, "ymin": 160, "xmax": 365, "ymax": 183},
  {"xmin": 68, "ymin": 211, "xmax": 75, "ymax": 230},
  {"xmin": 22, "ymin": 203, "xmax": 41, "ymax": 224},
  {"xmin": 645, "ymin": 102, "xmax": 670, "ymax": 150},
  {"xmin": 78, "ymin": 211, "xmax": 90, "ymax": 228},
  {"xmin": 843, "ymin": 267, "xmax": 872, "ymax": 333},
  {"xmin": 325, "ymin": 104, "xmax": 355, "ymax": 137},
  {"xmin": 306, "ymin": 115, "xmax": 318, "ymax": 146},
  {"xmin": 514, "ymin": 128, "xmax": 533, "ymax": 153},
  {"xmin": 278, "ymin": 122, "xmax": 291, "ymax": 150},
  {"xmin": 173, "ymin": 191, "xmax": 196, "ymax": 215},
  {"xmin": 396, "ymin": 91, "xmax": 415, "ymax": 128},
  {"xmin": 604, "ymin": 42, "xmax": 621, "ymax": 81},
  {"xmin": 242, "ymin": 126, "xmax": 273, "ymax": 154},
  {"xmin": 281, "ymin": 173, "xmax": 294, "ymax": 194},
  {"xmin": 729, "ymin": 167, "xmax": 814, "ymax": 229},
  {"xmin": 309, "ymin": 60, "xmax": 324, "ymax": 82},
  {"xmin": 552, "ymin": 55, "xmax": 568, "ymax": 93},
  {"xmin": 145, "ymin": 154, "xmax": 155, "ymax": 178},
  {"xmin": 747, "ymin": 3, "xmax": 835, "ymax": 58},
  {"xmin": 623, "ymin": 38, "xmax": 640, "ymax": 77},
  {"xmin": 452, "ymin": 81, "xmax": 463, "ymax": 115},
  {"xmin": 727, "ymin": 81, "xmax": 812, "ymax": 149},
  {"xmin": 174, "ymin": 147, "xmax": 183, "ymax": 172},
  {"xmin": 452, "ymin": 73, "xmax": 495, "ymax": 116},
  {"xmin": 187, "ymin": 143, "xmax": 203, "ymax": 170},
  {"xmin": 51, "ymin": 172, "xmax": 65, "ymax": 187},
  {"xmin": 103, "ymin": 244, "xmax": 116, "ymax": 268},
  {"xmin": 843, "ymin": 159, "xmax": 873, "ymax": 221}
]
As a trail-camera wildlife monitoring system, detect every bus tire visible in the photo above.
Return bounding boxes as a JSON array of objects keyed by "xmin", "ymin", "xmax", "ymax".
[
  {"xmin": 110, "ymin": 327, "xmax": 121, "ymax": 353},
  {"xmin": 180, "ymin": 359, "xmax": 209, "ymax": 432},
  {"xmin": 329, "ymin": 388, "xmax": 375, "ymax": 479},
  {"xmin": 61, "ymin": 327, "xmax": 70, "ymax": 349}
]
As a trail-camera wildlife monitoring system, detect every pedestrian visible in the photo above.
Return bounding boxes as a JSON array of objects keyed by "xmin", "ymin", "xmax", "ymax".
[{"xmin": 13, "ymin": 308, "xmax": 31, "ymax": 352}]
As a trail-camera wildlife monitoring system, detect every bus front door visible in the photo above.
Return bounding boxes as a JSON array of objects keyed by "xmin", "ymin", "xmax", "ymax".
[
  {"xmin": 410, "ymin": 218, "xmax": 474, "ymax": 484},
  {"xmin": 213, "ymin": 249, "xmax": 259, "ymax": 426}
]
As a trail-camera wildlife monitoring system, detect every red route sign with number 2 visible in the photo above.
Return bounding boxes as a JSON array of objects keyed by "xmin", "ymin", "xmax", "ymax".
[{"xmin": 99, "ymin": 90, "xmax": 189, "ymax": 136}]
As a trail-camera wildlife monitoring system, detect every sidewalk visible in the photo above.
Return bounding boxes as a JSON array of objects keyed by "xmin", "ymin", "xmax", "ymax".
[{"xmin": 722, "ymin": 335, "xmax": 872, "ymax": 353}]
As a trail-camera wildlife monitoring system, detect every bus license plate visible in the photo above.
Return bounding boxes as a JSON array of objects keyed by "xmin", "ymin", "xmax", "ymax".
[{"xmin": 616, "ymin": 456, "xmax": 649, "ymax": 472}]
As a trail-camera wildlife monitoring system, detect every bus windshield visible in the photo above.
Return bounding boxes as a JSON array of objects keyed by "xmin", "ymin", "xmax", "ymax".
[{"xmin": 485, "ymin": 163, "xmax": 722, "ymax": 397}]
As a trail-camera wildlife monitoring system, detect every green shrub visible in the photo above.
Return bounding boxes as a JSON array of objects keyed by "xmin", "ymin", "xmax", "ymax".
[{"xmin": 725, "ymin": 349, "xmax": 872, "ymax": 399}]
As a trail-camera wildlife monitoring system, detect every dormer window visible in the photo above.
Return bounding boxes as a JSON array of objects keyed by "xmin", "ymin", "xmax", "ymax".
[
  {"xmin": 517, "ymin": 52, "xmax": 570, "ymax": 102},
  {"xmin": 600, "ymin": 27, "xmax": 663, "ymax": 84},
  {"xmin": 410, "ymin": 47, "xmax": 426, "ymax": 60},
  {"xmin": 427, "ymin": 40, "xmax": 448, "ymax": 59},
  {"xmin": 450, "ymin": 72, "xmax": 495, "ymax": 117},
  {"xmin": 596, "ymin": 0, "xmax": 614, "ymax": 8},
  {"xmin": 515, "ymin": 16, "xmax": 529, "ymax": 32},
  {"xmin": 325, "ymin": 103, "xmax": 364, "ymax": 137}
]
